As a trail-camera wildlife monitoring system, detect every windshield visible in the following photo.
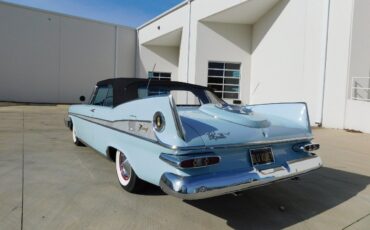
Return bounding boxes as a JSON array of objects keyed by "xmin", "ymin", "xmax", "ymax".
[{"xmin": 137, "ymin": 86, "xmax": 226, "ymax": 106}]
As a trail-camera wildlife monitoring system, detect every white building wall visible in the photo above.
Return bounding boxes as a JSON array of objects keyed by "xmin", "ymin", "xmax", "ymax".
[
  {"xmin": 137, "ymin": 45, "xmax": 180, "ymax": 80},
  {"xmin": 138, "ymin": 0, "xmax": 330, "ymax": 120},
  {"xmin": 137, "ymin": 4, "xmax": 188, "ymax": 82},
  {"xmin": 0, "ymin": 3, "xmax": 60, "ymax": 103},
  {"xmin": 138, "ymin": 5, "xmax": 188, "ymax": 46},
  {"xmin": 184, "ymin": 0, "xmax": 257, "ymax": 87},
  {"xmin": 177, "ymin": 26, "xmax": 190, "ymax": 83},
  {"xmin": 348, "ymin": 0, "xmax": 370, "ymax": 80},
  {"xmin": 58, "ymin": 17, "xmax": 115, "ymax": 103},
  {"xmin": 322, "ymin": 0, "xmax": 354, "ymax": 129},
  {"xmin": 344, "ymin": 0, "xmax": 370, "ymax": 133},
  {"xmin": 138, "ymin": 0, "xmax": 262, "ymax": 104},
  {"xmin": 250, "ymin": 0, "xmax": 327, "ymax": 124},
  {"xmin": 195, "ymin": 22, "xmax": 252, "ymax": 103},
  {"xmin": 137, "ymin": 0, "xmax": 264, "ymax": 85},
  {"xmin": 117, "ymin": 27, "xmax": 137, "ymax": 77},
  {"xmin": 345, "ymin": 100, "xmax": 370, "ymax": 133},
  {"xmin": 0, "ymin": 2, "xmax": 136, "ymax": 104}
]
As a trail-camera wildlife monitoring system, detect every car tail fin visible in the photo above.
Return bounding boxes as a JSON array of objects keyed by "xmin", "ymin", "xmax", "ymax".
[
  {"xmin": 116, "ymin": 95, "xmax": 187, "ymax": 148},
  {"xmin": 246, "ymin": 102, "xmax": 312, "ymax": 134},
  {"xmin": 169, "ymin": 95, "xmax": 186, "ymax": 141}
]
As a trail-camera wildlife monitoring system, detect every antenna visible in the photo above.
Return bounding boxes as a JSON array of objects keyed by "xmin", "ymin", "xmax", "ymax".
[{"xmin": 146, "ymin": 63, "xmax": 156, "ymax": 91}]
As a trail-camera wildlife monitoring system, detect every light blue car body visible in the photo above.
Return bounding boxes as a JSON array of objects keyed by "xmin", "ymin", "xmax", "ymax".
[{"xmin": 67, "ymin": 81, "xmax": 322, "ymax": 200}]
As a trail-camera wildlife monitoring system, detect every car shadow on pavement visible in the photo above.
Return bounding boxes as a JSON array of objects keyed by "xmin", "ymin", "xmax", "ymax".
[
  {"xmin": 184, "ymin": 167, "xmax": 370, "ymax": 229},
  {"xmin": 139, "ymin": 182, "xmax": 166, "ymax": 196}
]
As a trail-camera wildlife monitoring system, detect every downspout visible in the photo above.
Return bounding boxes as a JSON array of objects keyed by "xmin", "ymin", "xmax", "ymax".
[
  {"xmin": 135, "ymin": 28, "xmax": 139, "ymax": 78},
  {"xmin": 186, "ymin": 0, "xmax": 192, "ymax": 84},
  {"xmin": 114, "ymin": 25, "xmax": 118, "ymax": 78},
  {"xmin": 318, "ymin": 0, "xmax": 331, "ymax": 127},
  {"xmin": 186, "ymin": 0, "xmax": 192, "ymax": 103}
]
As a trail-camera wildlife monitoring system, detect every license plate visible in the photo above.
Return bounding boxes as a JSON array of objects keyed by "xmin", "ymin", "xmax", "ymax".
[{"xmin": 249, "ymin": 148, "xmax": 274, "ymax": 165}]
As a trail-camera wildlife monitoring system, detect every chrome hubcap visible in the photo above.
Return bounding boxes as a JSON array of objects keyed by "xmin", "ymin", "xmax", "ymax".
[{"xmin": 119, "ymin": 152, "xmax": 131, "ymax": 181}]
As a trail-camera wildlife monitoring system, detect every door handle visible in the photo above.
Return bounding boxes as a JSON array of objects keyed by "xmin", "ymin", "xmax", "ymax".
[{"xmin": 90, "ymin": 109, "xmax": 95, "ymax": 112}]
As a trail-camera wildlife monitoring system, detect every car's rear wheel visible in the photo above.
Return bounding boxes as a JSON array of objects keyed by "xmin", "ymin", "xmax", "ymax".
[
  {"xmin": 115, "ymin": 150, "xmax": 144, "ymax": 192},
  {"xmin": 72, "ymin": 125, "xmax": 84, "ymax": 146}
]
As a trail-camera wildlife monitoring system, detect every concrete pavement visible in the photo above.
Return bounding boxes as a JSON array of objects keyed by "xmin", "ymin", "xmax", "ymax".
[{"xmin": 0, "ymin": 104, "xmax": 369, "ymax": 230}]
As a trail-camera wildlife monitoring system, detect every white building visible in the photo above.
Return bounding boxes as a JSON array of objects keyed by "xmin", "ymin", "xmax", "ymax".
[
  {"xmin": 1, "ymin": 0, "xmax": 370, "ymax": 133},
  {"xmin": 137, "ymin": 0, "xmax": 370, "ymax": 133},
  {"xmin": 0, "ymin": 1, "xmax": 136, "ymax": 104}
]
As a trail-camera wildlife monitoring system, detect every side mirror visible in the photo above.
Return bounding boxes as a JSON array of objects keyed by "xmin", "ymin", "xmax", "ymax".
[{"xmin": 79, "ymin": 96, "xmax": 86, "ymax": 102}]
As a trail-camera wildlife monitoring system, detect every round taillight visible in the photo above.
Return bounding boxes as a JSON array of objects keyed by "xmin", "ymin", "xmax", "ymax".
[{"xmin": 153, "ymin": 112, "xmax": 165, "ymax": 132}]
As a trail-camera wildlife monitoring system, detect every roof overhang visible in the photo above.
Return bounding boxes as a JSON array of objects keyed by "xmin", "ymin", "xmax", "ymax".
[
  {"xmin": 202, "ymin": 0, "xmax": 280, "ymax": 24},
  {"xmin": 142, "ymin": 28, "xmax": 182, "ymax": 47}
]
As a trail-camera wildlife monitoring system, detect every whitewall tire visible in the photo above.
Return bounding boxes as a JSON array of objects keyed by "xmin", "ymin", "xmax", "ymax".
[{"xmin": 115, "ymin": 150, "xmax": 144, "ymax": 192}]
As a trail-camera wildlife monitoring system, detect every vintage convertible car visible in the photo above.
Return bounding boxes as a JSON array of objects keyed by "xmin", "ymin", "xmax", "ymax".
[{"xmin": 65, "ymin": 78, "xmax": 322, "ymax": 200}]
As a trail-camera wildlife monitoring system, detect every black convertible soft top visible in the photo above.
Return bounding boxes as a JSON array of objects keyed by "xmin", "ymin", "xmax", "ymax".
[{"xmin": 96, "ymin": 78, "xmax": 210, "ymax": 107}]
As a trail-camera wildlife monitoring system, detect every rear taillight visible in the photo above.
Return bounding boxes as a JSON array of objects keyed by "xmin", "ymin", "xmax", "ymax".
[
  {"xmin": 160, "ymin": 153, "xmax": 221, "ymax": 169},
  {"xmin": 179, "ymin": 156, "xmax": 220, "ymax": 169},
  {"xmin": 293, "ymin": 143, "xmax": 320, "ymax": 152}
]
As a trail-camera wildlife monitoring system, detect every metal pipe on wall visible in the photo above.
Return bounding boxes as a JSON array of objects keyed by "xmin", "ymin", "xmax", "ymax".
[
  {"xmin": 317, "ymin": 0, "xmax": 331, "ymax": 126},
  {"xmin": 185, "ymin": 0, "xmax": 192, "ymax": 104},
  {"xmin": 114, "ymin": 25, "xmax": 118, "ymax": 78}
]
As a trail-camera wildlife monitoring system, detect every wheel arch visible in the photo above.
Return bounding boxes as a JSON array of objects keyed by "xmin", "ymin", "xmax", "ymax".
[
  {"xmin": 69, "ymin": 116, "xmax": 77, "ymax": 131},
  {"xmin": 106, "ymin": 146, "xmax": 116, "ymax": 162},
  {"xmin": 66, "ymin": 116, "xmax": 73, "ymax": 131},
  {"xmin": 105, "ymin": 145, "xmax": 135, "ymax": 165},
  {"xmin": 105, "ymin": 145, "xmax": 145, "ymax": 181}
]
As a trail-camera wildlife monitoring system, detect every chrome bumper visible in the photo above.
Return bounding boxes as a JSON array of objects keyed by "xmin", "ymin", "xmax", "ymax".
[{"xmin": 160, "ymin": 155, "xmax": 322, "ymax": 200}]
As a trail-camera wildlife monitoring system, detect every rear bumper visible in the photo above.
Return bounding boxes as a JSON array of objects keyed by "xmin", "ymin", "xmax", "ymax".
[{"xmin": 160, "ymin": 154, "xmax": 322, "ymax": 200}]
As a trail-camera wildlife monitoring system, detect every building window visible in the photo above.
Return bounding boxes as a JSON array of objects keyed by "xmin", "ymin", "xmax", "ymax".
[
  {"xmin": 148, "ymin": 71, "xmax": 171, "ymax": 81},
  {"xmin": 207, "ymin": 62, "xmax": 241, "ymax": 99}
]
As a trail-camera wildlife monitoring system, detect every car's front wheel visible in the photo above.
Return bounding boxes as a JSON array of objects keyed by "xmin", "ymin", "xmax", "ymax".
[
  {"xmin": 72, "ymin": 125, "xmax": 84, "ymax": 146},
  {"xmin": 115, "ymin": 150, "xmax": 144, "ymax": 192}
]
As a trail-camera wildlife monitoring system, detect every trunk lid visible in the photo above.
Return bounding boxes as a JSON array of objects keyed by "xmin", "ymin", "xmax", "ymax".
[{"xmin": 178, "ymin": 103, "xmax": 312, "ymax": 147}]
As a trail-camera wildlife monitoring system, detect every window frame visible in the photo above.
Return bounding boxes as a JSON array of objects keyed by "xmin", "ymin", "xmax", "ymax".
[
  {"xmin": 148, "ymin": 71, "xmax": 172, "ymax": 81},
  {"xmin": 207, "ymin": 61, "xmax": 241, "ymax": 100},
  {"xmin": 90, "ymin": 84, "xmax": 114, "ymax": 107}
]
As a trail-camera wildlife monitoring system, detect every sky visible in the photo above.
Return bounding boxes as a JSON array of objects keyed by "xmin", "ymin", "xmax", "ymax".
[{"xmin": 2, "ymin": 0, "xmax": 184, "ymax": 27}]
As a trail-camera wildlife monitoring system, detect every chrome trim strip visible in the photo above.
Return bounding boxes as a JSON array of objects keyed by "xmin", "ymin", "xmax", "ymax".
[
  {"xmin": 160, "ymin": 155, "xmax": 322, "ymax": 200},
  {"xmin": 169, "ymin": 95, "xmax": 186, "ymax": 141},
  {"xmin": 173, "ymin": 137, "xmax": 314, "ymax": 152},
  {"xmin": 69, "ymin": 112, "xmax": 151, "ymax": 123},
  {"xmin": 69, "ymin": 112, "xmax": 314, "ymax": 151},
  {"xmin": 69, "ymin": 113, "xmax": 158, "ymax": 144}
]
